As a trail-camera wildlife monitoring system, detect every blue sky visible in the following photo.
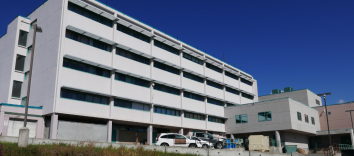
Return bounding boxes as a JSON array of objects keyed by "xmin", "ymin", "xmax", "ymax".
[{"xmin": 1, "ymin": 0, "xmax": 353, "ymax": 105}]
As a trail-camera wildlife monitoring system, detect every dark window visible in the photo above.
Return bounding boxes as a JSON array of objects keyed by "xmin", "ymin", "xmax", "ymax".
[
  {"xmin": 117, "ymin": 24, "xmax": 150, "ymax": 43},
  {"xmin": 154, "ymin": 106, "xmax": 180, "ymax": 116},
  {"xmin": 66, "ymin": 30, "xmax": 112, "ymax": 52},
  {"xmin": 184, "ymin": 112, "xmax": 205, "ymax": 121},
  {"xmin": 182, "ymin": 53, "xmax": 203, "ymax": 65},
  {"xmin": 305, "ymin": 114, "xmax": 309, "ymax": 123},
  {"xmin": 63, "ymin": 58, "xmax": 110, "ymax": 78},
  {"xmin": 297, "ymin": 112, "xmax": 302, "ymax": 121},
  {"xmin": 235, "ymin": 114, "xmax": 247, "ymax": 124},
  {"xmin": 167, "ymin": 135, "xmax": 176, "ymax": 139},
  {"xmin": 226, "ymin": 87, "xmax": 240, "ymax": 95},
  {"xmin": 114, "ymin": 99, "xmax": 150, "ymax": 111},
  {"xmin": 225, "ymin": 71, "xmax": 239, "ymax": 80},
  {"xmin": 115, "ymin": 124, "xmax": 147, "ymax": 132},
  {"xmin": 311, "ymin": 117, "xmax": 315, "ymax": 125},
  {"xmin": 68, "ymin": 2, "xmax": 112, "ymax": 27},
  {"xmin": 316, "ymin": 99, "xmax": 320, "ymax": 105},
  {"xmin": 241, "ymin": 78, "xmax": 253, "ymax": 86},
  {"xmin": 115, "ymin": 73, "xmax": 149, "ymax": 88},
  {"xmin": 184, "ymin": 92, "xmax": 204, "ymax": 102},
  {"xmin": 18, "ymin": 30, "xmax": 28, "ymax": 47},
  {"xmin": 183, "ymin": 72, "xmax": 203, "ymax": 83},
  {"xmin": 196, "ymin": 133, "xmax": 204, "ymax": 137},
  {"xmin": 208, "ymin": 116, "xmax": 224, "ymax": 124},
  {"xmin": 154, "ymin": 40, "xmax": 179, "ymax": 55},
  {"xmin": 154, "ymin": 62, "xmax": 179, "ymax": 75},
  {"xmin": 11, "ymin": 81, "xmax": 22, "ymax": 98},
  {"xmin": 206, "ymin": 63, "xmax": 222, "ymax": 73},
  {"xmin": 206, "ymin": 80, "xmax": 223, "ymax": 90},
  {"xmin": 328, "ymin": 112, "xmax": 331, "ymax": 115},
  {"xmin": 161, "ymin": 135, "xmax": 168, "ymax": 138},
  {"xmin": 154, "ymin": 84, "xmax": 180, "ymax": 95},
  {"xmin": 116, "ymin": 48, "xmax": 150, "ymax": 65},
  {"xmin": 207, "ymin": 98, "xmax": 223, "ymax": 106},
  {"xmin": 242, "ymin": 93, "xmax": 254, "ymax": 100},
  {"xmin": 60, "ymin": 89, "xmax": 109, "ymax": 105},
  {"xmin": 15, "ymin": 55, "xmax": 25, "ymax": 71},
  {"xmin": 258, "ymin": 111, "xmax": 272, "ymax": 121}
]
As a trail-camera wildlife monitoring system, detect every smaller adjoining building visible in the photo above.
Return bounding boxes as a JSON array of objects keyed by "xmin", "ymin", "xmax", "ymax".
[{"xmin": 310, "ymin": 101, "xmax": 354, "ymax": 149}]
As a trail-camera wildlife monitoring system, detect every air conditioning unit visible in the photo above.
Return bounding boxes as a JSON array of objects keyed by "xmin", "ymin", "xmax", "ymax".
[
  {"xmin": 284, "ymin": 87, "xmax": 293, "ymax": 92},
  {"xmin": 272, "ymin": 89, "xmax": 281, "ymax": 94}
]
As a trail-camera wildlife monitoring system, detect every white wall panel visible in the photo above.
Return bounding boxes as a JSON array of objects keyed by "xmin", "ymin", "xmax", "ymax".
[
  {"xmin": 114, "ymin": 31, "xmax": 150, "ymax": 55},
  {"xmin": 183, "ymin": 118, "xmax": 205, "ymax": 130},
  {"xmin": 152, "ymin": 68, "xmax": 180, "ymax": 87},
  {"xmin": 208, "ymin": 122, "xmax": 225, "ymax": 132},
  {"xmin": 182, "ymin": 98, "xmax": 205, "ymax": 113},
  {"xmin": 111, "ymin": 107, "xmax": 150, "ymax": 123},
  {"xmin": 240, "ymin": 82, "xmax": 253, "ymax": 93},
  {"xmin": 181, "ymin": 59, "xmax": 203, "ymax": 75},
  {"xmin": 63, "ymin": 39, "xmax": 112, "ymax": 67},
  {"xmin": 205, "ymin": 69, "xmax": 223, "ymax": 82},
  {"xmin": 206, "ymin": 104, "xmax": 224, "ymax": 117},
  {"xmin": 153, "ymin": 91, "xmax": 180, "ymax": 108},
  {"xmin": 152, "ymin": 46, "xmax": 180, "ymax": 65},
  {"xmin": 12, "ymin": 71, "xmax": 24, "ymax": 82},
  {"xmin": 182, "ymin": 78, "xmax": 204, "ymax": 94},
  {"xmin": 153, "ymin": 113, "xmax": 181, "ymax": 127},
  {"xmin": 113, "ymin": 55, "xmax": 150, "ymax": 78},
  {"xmin": 57, "ymin": 98, "xmax": 110, "ymax": 118},
  {"xmin": 205, "ymin": 86, "xmax": 224, "ymax": 100},
  {"xmin": 241, "ymin": 97, "xmax": 253, "ymax": 104},
  {"xmin": 224, "ymin": 76, "xmax": 239, "ymax": 89},
  {"xmin": 61, "ymin": 68, "xmax": 111, "ymax": 95},
  {"xmin": 65, "ymin": 11, "xmax": 113, "ymax": 40},
  {"xmin": 225, "ymin": 92, "xmax": 240, "ymax": 104},
  {"xmin": 113, "ymin": 81, "xmax": 150, "ymax": 102}
]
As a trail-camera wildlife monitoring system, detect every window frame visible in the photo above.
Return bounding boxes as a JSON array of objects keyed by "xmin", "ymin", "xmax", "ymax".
[
  {"xmin": 258, "ymin": 111, "xmax": 272, "ymax": 122},
  {"xmin": 207, "ymin": 98, "xmax": 224, "ymax": 106},
  {"xmin": 68, "ymin": 2, "xmax": 113, "ymax": 27},
  {"xmin": 18, "ymin": 30, "xmax": 28, "ymax": 47},
  {"xmin": 311, "ymin": 117, "xmax": 315, "ymax": 125},
  {"xmin": 14, "ymin": 54, "xmax": 26, "ymax": 72},
  {"xmin": 115, "ymin": 73, "xmax": 150, "ymax": 88},
  {"xmin": 297, "ymin": 112, "xmax": 302, "ymax": 121},
  {"xmin": 182, "ymin": 53, "xmax": 203, "ymax": 65},
  {"xmin": 60, "ymin": 89, "xmax": 110, "ymax": 105},
  {"xmin": 11, "ymin": 81, "xmax": 23, "ymax": 98},
  {"xmin": 154, "ymin": 106, "xmax": 180, "ymax": 117},
  {"xmin": 154, "ymin": 61, "xmax": 180, "ymax": 75},
  {"xmin": 206, "ymin": 63, "xmax": 222, "ymax": 73},
  {"xmin": 235, "ymin": 114, "xmax": 248, "ymax": 124},
  {"xmin": 63, "ymin": 58, "xmax": 110, "ymax": 78},
  {"xmin": 153, "ymin": 84, "xmax": 180, "ymax": 96},
  {"xmin": 183, "ymin": 92, "xmax": 204, "ymax": 102}
]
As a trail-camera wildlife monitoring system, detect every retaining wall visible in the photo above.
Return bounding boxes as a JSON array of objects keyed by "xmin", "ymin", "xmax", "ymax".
[{"xmin": 0, "ymin": 136, "xmax": 306, "ymax": 156}]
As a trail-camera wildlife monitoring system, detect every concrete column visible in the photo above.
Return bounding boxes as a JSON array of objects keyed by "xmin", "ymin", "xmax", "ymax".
[
  {"xmin": 350, "ymin": 129, "xmax": 354, "ymax": 148},
  {"xmin": 205, "ymin": 114, "xmax": 209, "ymax": 130},
  {"xmin": 107, "ymin": 120, "xmax": 112, "ymax": 142},
  {"xmin": 0, "ymin": 111, "xmax": 5, "ymax": 135},
  {"xmin": 49, "ymin": 113, "xmax": 58, "ymax": 139},
  {"xmin": 147, "ymin": 125, "xmax": 153, "ymax": 145},
  {"xmin": 181, "ymin": 110, "xmax": 184, "ymax": 127},
  {"xmin": 275, "ymin": 130, "xmax": 281, "ymax": 147},
  {"xmin": 179, "ymin": 128, "xmax": 184, "ymax": 135}
]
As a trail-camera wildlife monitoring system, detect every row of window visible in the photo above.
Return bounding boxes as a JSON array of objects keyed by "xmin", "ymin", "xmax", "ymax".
[
  {"xmin": 297, "ymin": 112, "xmax": 315, "ymax": 125},
  {"xmin": 154, "ymin": 61, "xmax": 180, "ymax": 75},
  {"xmin": 183, "ymin": 72, "xmax": 204, "ymax": 83},
  {"xmin": 68, "ymin": 2, "xmax": 113, "ymax": 27},
  {"xmin": 114, "ymin": 99, "xmax": 150, "ymax": 111},
  {"xmin": 184, "ymin": 112, "xmax": 205, "ymax": 121},
  {"xmin": 115, "ymin": 73, "xmax": 150, "ymax": 88},
  {"xmin": 184, "ymin": 92, "xmax": 204, "ymax": 102},
  {"xmin": 208, "ymin": 116, "xmax": 224, "ymax": 124},
  {"xmin": 183, "ymin": 53, "xmax": 203, "ymax": 65},
  {"xmin": 154, "ymin": 40, "xmax": 179, "ymax": 55},
  {"xmin": 60, "ymin": 89, "xmax": 109, "ymax": 105},
  {"xmin": 116, "ymin": 48, "xmax": 150, "ymax": 65},
  {"xmin": 154, "ymin": 84, "xmax": 180, "ymax": 95},
  {"xmin": 225, "ymin": 71, "xmax": 239, "ymax": 80},
  {"xmin": 241, "ymin": 78, "xmax": 253, "ymax": 86},
  {"xmin": 154, "ymin": 106, "xmax": 180, "ymax": 117},
  {"xmin": 63, "ymin": 58, "xmax": 110, "ymax": 78},
  {"xmin": 206, "ymin": 80, "xmax": 223, "ymax": 90},
  {"xmin": 235, "ymin": 111, "xmax": 272, "ymax": 124},
  {"xmin": 15, "ymin": 54, "xmax": 25, "ymax": 72},
  {"xmin": 206, "ymin": 63, "xmax": 222, "ymax": 73},
  {"xmin": 117, "ymin": 24, "xmax": 150, "ymax": 43},
  {"xmin": 207, "ymin": 98, "xmax": 224, "ymax": 106},
  {"xmin": 226, "ymin": 87, "xmax": 240, "ymax": 95},
  {"xmin": 66, "ymin": 30, "xmax": 112, "ymax": 52}
]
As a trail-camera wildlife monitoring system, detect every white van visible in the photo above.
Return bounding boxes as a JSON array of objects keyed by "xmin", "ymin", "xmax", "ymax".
[{"xmin": 155, "ymin": 133, "xmax": 202, "ymax": 148}]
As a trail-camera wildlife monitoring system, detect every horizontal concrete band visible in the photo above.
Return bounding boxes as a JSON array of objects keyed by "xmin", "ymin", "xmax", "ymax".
[{"xmin": 0, "ymin": 136, "xmax": 303, "ymax": 156}]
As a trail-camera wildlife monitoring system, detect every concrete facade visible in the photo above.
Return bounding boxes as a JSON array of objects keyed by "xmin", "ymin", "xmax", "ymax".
[
  {"xmin": 259, "ymin": 89, "xmax": 322, "ymax": 107},
  {"xmin": 0, "ymin": 0, "xmax": 257, "ymax": 144}
]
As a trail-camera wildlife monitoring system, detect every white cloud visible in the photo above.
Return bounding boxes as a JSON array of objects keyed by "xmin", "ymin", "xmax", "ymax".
[{"xmin": 337, "ymin": 99, "xmax": 346, "ymax": 103}]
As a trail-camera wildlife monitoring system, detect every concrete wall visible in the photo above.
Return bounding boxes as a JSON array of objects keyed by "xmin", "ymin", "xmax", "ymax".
[
  {"xmin": 258, "ymin": 89, "xmax": 322, "ymax": 107},
  {"xmin": 283, "ymin": 131, "xmax": 309, "ymax": 149},
  {"xmin": 225, "ymin": 97, "xmax": 319, "ymax": 135},
  {"xmin": 56, "ymin": 120, "xmax": 108, "ymax": 142},
  {"xmin": 313, "ymin": 102, "xmax": 354, "ymax": 131}
]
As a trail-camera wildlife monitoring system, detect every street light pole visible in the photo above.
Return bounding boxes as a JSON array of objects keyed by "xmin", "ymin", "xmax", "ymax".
[
  {"xmin": 345, "ymin": 110, "xmax": 354, "ymax": 130},
  {"xmin": 318, "ymin": 92, "xmax": 332, "ymax": 147},
  {"xmin": 18, "ymin": 24, "xmax": 42, "ymax": 147}
]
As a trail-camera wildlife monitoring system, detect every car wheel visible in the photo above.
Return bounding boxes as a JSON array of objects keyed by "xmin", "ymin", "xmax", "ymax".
[
  {"xmin": 215, "ymin": 142, "xmax": 223, "ymax": 149},
  {"xmin": 202, "ymin": 144, "xmax": 209, "ymax": 148},
  {"xmin": 161, "ymin": 143, "xmax": 169, "ymax": 146},
  {"xmin": 189, "ymin": 144, "xmax": 197, "ymax": 148}
]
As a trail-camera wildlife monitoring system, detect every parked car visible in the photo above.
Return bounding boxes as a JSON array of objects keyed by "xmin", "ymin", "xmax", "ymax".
[
  {"xmin": 192, "ymin": 132, "xmax": 225, "ymax": 149},
  {"xmin": 185, "ymin": 135, "xmax": 212, "ymax": 148},
  {"xmin": 155, "ymin": 133, "xmax": 202, "ymax": 148}
]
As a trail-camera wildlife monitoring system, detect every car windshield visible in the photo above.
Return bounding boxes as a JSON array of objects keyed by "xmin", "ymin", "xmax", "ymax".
[
  {"xmin": 206, "ymin": 133, "xmax": 213, "ymax": 138},
  {"xmin": 191, "ymin": 136, "xmax": 201, "ymax": 141}
]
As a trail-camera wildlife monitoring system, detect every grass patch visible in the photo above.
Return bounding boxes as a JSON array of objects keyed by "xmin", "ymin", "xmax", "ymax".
[{"xmin": 0, "ymin": 142, "xmax": 199, "ymax": 156}]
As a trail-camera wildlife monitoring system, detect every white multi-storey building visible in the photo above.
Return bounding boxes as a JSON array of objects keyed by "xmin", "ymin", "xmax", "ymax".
[{"xmin": 0, "ymin": 0, "xmax": 258, "ymax": 144}]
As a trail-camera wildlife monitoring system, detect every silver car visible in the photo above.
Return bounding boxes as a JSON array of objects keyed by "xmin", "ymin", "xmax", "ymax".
[{"xmin": 185, "ymin": 135, "xmax": 213, "ymax": 148}]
